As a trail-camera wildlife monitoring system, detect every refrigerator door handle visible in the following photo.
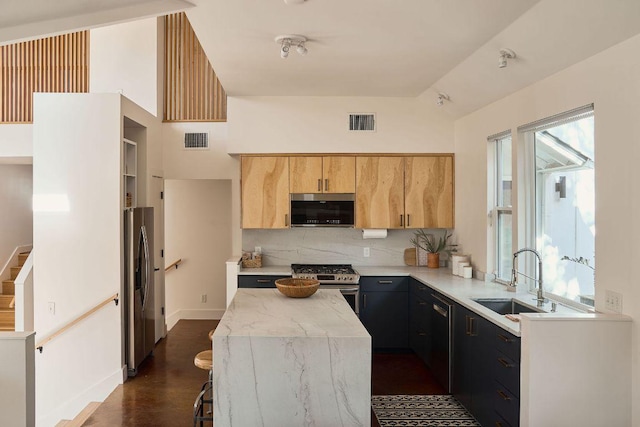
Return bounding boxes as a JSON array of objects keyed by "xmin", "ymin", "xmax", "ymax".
[{"xmin": 141, "ymin": 225, "xmax": 151, "ymax": 311}]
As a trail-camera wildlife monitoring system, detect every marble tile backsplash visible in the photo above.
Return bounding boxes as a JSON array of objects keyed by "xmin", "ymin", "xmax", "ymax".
[{"xmin": 242, "ymin": 228, "xmax": 449, "ymax": 267}]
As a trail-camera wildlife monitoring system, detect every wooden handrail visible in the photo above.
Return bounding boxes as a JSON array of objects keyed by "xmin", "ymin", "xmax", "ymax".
[
  {"xmin": 35, "ymin": 293, "xmax": 119, "ymax": 353},
  {"xmin": 165, "ymin": 259, "xmax": 182, "ymax": 272}
]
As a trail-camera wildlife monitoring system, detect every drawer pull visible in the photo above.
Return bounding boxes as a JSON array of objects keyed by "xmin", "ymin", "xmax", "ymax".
[
  {"xmin": 497, "ymin": 389, "xmax": 511, "ymax": 401},
  {"xmin": 418, "ymin": 301, "xmax": 427, "ymax": 306},
  {"xmin": 418, "ymin": 332, "xmax": 427, "ymax": 336},
  {"xmin": 495, "ymin": 422, "xmax": 504, "ymax": 427},
  {"xmin": 256, "ymin": 279, "xmax": 271, "ymax": 283},
  {"xmin": 378, "ymin": 280, "xmax": 393, "ymax": 284},
  {"xmin": 498, "ymin": 357, "xmax": 514, "ymax": 368},
  {"xmin": 497, "ymin": 333, "xmax": 514, "ymax": 343}
]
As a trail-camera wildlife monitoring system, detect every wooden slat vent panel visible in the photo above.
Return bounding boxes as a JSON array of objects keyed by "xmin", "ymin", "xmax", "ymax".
[
  {"xmin": 0, "ymin": 31, "xmax": 89, "ymax": 124},
  {"xmin": 164, "ymin": 12, "xmax": 227, "ymax": 122}
]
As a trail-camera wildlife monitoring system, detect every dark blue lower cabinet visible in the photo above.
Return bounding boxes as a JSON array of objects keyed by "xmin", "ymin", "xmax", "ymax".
[
  {"xmin": 359, "ymin": 277, "xmax": 409, "ymax": 349},
  {"xmin": 452, "ymin": 303, "xmax": 503, "ymax": 427},
  {"xmin": 238, "ymin": 275, "xmax": 290, "ymax": 288}
]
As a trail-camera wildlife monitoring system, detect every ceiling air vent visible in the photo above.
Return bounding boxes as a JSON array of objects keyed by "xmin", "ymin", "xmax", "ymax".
[
  {"xmin": 184, "ymin": 132, "xmax": 209, "ymax": 150},
  {"xmin": 349, "ymin": 113, "xmax": 376, "ymax": 132}
]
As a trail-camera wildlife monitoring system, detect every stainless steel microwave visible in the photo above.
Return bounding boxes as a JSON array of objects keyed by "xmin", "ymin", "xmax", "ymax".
[{"xmin": 290, "ymin": 193, "xmax": 355, "ymax": 227}]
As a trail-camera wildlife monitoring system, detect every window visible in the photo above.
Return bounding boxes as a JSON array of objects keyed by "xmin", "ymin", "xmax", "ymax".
[
  {"xmin": 490, "ymin": 133, "xmax": 513, "ymax": 282},
  {"xmin": 520, "ymin": 105, "xmax": 595, "ymax": 307}
]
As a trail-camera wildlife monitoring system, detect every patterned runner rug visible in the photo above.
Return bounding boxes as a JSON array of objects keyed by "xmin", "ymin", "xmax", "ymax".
[{"xmin": 371, "ymin": 395, "xmax": 481, "ymax": 427}]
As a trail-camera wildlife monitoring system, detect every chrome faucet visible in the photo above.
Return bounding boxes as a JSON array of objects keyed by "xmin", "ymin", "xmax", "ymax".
[{"xmin": 510, "ymin": 248, "xmax": 547, "ymax": 307}]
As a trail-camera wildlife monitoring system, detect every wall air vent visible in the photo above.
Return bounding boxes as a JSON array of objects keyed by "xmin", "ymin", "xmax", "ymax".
[
  {"xmin": 184, "ymin": 132, "xmax": 209, "ymax": 150},
  {"xmin": 349, "ymin": 113, "xmax": 376, "ymax": 132}
]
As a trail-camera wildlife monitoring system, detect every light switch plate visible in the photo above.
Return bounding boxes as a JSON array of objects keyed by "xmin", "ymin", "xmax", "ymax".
[{"xmin": 605, "ymin": 290, "xmax": 622, "ymax": 313}]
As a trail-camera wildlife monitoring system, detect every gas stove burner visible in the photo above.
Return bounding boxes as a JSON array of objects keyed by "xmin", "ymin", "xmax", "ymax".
[{"xmin": 291, "ymin": 264, "xmax": 360, "ymax": 285}]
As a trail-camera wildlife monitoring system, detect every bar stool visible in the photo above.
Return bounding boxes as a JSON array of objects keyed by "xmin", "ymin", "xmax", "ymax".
[{"xmin": 193, "ymin": 349, "xmax": 213, "ymax": 426}]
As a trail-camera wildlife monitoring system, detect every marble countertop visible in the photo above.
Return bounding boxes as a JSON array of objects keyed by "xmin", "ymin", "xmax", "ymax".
[
  {"xmin": 235, "ymin": 264, "xmax": 618, "ymax": 336},
  {"xmin": 213, "ymin": 288, "xmax": 369, "ymax": 339}
]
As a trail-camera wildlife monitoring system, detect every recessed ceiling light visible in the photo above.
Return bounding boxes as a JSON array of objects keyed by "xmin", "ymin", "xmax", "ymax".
[{"xmin": 284, "ymin": 0, "xmax": 306, "ymax": 4}]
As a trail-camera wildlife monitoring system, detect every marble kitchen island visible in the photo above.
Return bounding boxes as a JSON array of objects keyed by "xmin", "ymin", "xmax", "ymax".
[{"xmin": 212, "ymin": 288, "xmax": 371, "ymax": 427}]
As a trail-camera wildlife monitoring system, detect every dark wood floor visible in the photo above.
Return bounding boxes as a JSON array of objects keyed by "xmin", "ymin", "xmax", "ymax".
[{"xmin": 83, "ymin": 320, "xmax": 445, "ymax": 426}]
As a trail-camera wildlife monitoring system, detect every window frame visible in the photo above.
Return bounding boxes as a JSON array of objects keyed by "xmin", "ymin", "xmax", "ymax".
[
  {"xmin": 517, "ymin": 105, "xmax": 595, "ymax": 311},
  {"xmin": 489, "ymin": 132, "xmax": 513, "ymax": 284}
]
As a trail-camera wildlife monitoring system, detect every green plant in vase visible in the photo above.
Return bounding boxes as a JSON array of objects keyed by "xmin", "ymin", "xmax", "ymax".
[{"xmin": 410, "ymin": 229, "xmax": 457, "ymax": 268}]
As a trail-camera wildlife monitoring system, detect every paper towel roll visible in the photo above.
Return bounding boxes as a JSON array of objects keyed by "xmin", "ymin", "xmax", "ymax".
[{"xmin": 362, "ymin": 229, "xmax": 387, "ymax": 239}]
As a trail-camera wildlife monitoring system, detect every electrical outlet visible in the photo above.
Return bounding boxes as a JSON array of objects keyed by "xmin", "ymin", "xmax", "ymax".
[
  {"xmin": 255, "ymin": 246, "xmax": 262, "ymax": 254},
  {"xmin": 201, "ymin": 294, "xmax": 207, "ymax": 303},
  {"xmin": 364, "ymin": 247, "xmax": 370, "ymax": 257},
  {"xmin": 605, "ymin": 290, "xmax": 622, "ymax": 313},
  {"xmin": 48, "ymin": 302, "xmax": 55, "ymax": 315}
]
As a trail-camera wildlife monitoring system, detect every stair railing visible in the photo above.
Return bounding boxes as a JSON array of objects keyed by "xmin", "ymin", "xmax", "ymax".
[
  {"xmin": 35, "ymin": 293, "xmax": 119, "ymax": 353},
  {"xmin": 165, "ymin": 258, "xmax": 182, "ymax": 272},
  {"xmin": 14, "ymin": 250, "xmax": 34, "ymax": 331}
]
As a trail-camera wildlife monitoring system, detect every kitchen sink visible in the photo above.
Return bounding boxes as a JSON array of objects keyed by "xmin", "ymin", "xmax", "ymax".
[{"xmin": 471, "ymin": 298, "xmax": 544, "ymax": 315}]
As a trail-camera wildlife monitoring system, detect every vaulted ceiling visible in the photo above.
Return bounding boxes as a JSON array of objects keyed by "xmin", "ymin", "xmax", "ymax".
[{"xmin": 3, "ymin": 0, "xmax": 640, "ymax": 118}]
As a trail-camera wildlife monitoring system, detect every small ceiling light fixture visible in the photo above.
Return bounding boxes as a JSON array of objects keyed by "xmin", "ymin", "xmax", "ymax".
[
  {"xmin": 284, "ymin": 0, "xmax": 306, "ymax": 4},
  {"xmin": 436, "ymin": 92, "xmax": 450, "ymax": 107},
  {"xmin": 275, "ymin": 35, "xmax": 308, "ymax": 59},
  {"xmin": 498, "ymin": 48, "xmax": 516, "ymax": 68}
]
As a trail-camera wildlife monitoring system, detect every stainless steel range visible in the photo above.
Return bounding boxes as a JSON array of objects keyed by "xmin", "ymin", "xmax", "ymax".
[{"xmin": 291, "ymin": 264, "xmax": 360, "ymax": 314}]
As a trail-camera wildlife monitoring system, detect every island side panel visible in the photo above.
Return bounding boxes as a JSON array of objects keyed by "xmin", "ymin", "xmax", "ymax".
[{"xmin": 213, "ymin": 289, "xmax": 371, "ymax": 427}]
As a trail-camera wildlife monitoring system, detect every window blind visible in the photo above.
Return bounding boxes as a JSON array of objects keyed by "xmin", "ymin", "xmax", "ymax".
[{"xmin": 517, "ymin": 104, "xmax": 594, "ymax": 134}]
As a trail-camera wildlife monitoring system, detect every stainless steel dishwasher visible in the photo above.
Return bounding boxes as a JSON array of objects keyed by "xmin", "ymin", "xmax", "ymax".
[{"xmin": 430, "ymin": 293, "xmax": 453, "ymax": 392}]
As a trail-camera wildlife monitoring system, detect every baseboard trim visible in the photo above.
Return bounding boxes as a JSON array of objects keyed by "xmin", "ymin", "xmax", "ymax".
[
  {"xmin": 166, "ymin": 308, "xmax": 225, "ymax": 331},
  {"xmin": 39, "ymin": 367, "xmax": 123, "ymax": 427}
]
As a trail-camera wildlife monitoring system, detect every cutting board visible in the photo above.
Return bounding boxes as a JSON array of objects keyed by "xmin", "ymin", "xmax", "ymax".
[{"xmin": 404, "ymin": 248, "xmax": 417, "ymax": 266}]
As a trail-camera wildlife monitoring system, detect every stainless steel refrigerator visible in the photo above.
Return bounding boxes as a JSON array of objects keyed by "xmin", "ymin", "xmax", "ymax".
[{"xmin": 124, "ymin": 207, "xmax": 155, "ymax": 377}]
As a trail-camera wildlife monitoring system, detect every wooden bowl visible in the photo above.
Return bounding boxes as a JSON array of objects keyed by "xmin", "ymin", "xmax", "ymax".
[{"xmin": 275, "ymin": 278, "xmax": 320, "ymax": 298}]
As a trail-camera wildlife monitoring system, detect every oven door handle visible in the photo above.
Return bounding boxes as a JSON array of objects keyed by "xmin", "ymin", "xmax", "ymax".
[{"xmin": 338, "ymin": 287, "xmax": 359, "ymax": 294}]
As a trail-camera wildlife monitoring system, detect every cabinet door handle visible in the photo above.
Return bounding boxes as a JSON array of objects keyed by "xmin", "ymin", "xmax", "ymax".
[
  {"xmin": 285, "ymin": 214, "xmax": 289, "ymax": 227},
  {"xmin": 468, "ymin": 316, "xmax": 478, "ymax": 336},
  {"xmin": 498, "ymin": 357, "xmax": 514, "ymax": 368},
  {"xmin": 497, "ymin": 390, "xmax": 511, "ymax": 401},
  {"xmin": 317, "ymin": 179, "xmax": 322, "ymax": 192},
  {"xmin": 418, "ymin": 332, "xmax": 427, "ymax": 336},
  {"xmin": 497, "ymin": 333, "xmax": 514, "ymax": 343},
  {"xmin": 378, "ymin": 280, "xmax": 393, "ymax": 284},
  {"xmin": 256, "ymin": 279, "xmax": 271, "ymax": 283},
  {"xmin": 495, "ymin": 422, "xmax": 504, "ymax": 427},
  {"xmin": 363, "ymin": 294, "xmax": 367, "ymax": 309},
  {"xmin": 407, "ymin": 214, "xmax": 410, "ymax": 227},
  {"xmin": 324, "ymin": 179, "xmax": 328, "ymax": 192},
  {"xmin": 418, "ymin": 301, "xmax": 427, "ymax": 306},
  {"xmin": 400, "ymin": 215, "xmax": 404, "ymax": 227}
]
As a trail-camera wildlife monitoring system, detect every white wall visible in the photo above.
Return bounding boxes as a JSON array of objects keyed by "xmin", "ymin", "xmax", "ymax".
[
  {"xmin": 0, "ymin": 124, "xmax": 33, "ymax": 161},
  {"xmin": 228, "ymin": 96, "xmax": 454, "ymax": 154},
  {"xmin": 0, "ymin": 165, "xmax": 32, "ymax": 268},
  {"xmin": 453, "ymin": 33, "xmax": 640, "ymax": 425},
  {"xmin": 32, "ymin": 93, "xmax": 124, "ymax": 425},
  {"xmin": 90, "ymin": 18, "xmax": 159, "ymax": 117},
  {"xmin": 164, "ymin": 179, "xmax": 231, "ymax": 329},
  {"xmin": 0, "ymin": 332, "xmax": 35, "ymax": 427}
]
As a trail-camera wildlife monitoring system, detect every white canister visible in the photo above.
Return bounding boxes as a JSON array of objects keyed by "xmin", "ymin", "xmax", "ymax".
[
  {"xmin": 451, "ymin": 254, "xmax": 470, "ymax": 275},
  {"xmin": 457, "ymin": 262, "xmax": 469, "ymax": 276},
  {"xmin": 462, "ymin": 266, "xmax": 473, "ymax": 279}
]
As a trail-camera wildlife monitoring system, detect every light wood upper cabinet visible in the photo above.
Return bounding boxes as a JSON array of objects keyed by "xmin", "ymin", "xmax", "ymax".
[
  {"xmin": 241, "ymin": 156, "xmax": 290, "ymax": 229},
  {"xmin": 356, "ymin": 157, "xmax": 405, "ymax": 229},
  {"xmin": 290, "ymin": 156, "xmax": 355, "ymax": 193},
  {"xmin": 404, "ymin": 156, "xmax": 454, "ymax": 229}
]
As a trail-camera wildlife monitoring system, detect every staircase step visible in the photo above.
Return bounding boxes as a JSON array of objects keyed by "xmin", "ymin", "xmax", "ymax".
[
  {"xmin": 2, "ymin": 280, "xmax": 15, "ymax": 295},
  {"xmin": 0, "ymin": 308, "xmax": 15, "ymax": 330},
  {"xmin": 10, "ymin": 266, "xmax": 22, "ymax": 280},
  {"xmin": 18, "ymin": 252, "xmax": 30, "ymax": 267},
  {"xmin": 0, "ymin": 295, "xmax": 14, "ymax": 309}
]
